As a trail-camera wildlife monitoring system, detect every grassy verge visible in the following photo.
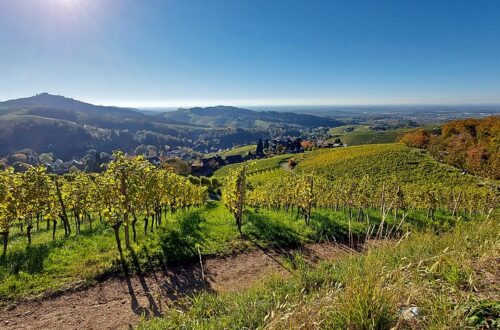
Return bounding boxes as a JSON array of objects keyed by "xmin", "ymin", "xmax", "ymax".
[{"xmin": 139, "ymin": 218, "xmax": 499, "ymax": 329}]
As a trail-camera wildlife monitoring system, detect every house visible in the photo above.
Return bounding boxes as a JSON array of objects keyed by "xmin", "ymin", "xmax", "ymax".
[
  {"xmin": 224, "ymin": 155, "xmax": 244, "ymax": 165},
  {"xmin": 54, "ymin": 159, "xmax": 64, "ymax": 168},
  {"xmin": 147, "ymin": 156, "xmax": 161, "ymax": 166}
]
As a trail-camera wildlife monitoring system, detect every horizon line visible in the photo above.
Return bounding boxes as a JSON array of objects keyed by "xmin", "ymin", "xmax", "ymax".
[{"xmin": 2, "ymin": 93, "xmax": 500, "ymax": 109}]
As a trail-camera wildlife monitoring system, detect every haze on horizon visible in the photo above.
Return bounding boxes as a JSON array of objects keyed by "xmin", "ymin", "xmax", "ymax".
[{"xmin": 1, "ymin": 0, "xmax": 500, "ymax": 108}]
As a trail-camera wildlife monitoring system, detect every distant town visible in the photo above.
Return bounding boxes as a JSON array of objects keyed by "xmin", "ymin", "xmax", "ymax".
[{"xmin": 0, "ymin": 135, "xmax": 345, "ymax": 176}]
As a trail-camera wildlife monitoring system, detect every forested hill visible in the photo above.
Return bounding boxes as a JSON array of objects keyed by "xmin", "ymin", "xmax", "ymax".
[
  {"xmin": 0, "ymin": 94, "xmax": 339, "ymax": 160},
  {"xmin": 400, "ymin": 115, "xmax": 499, "ymax": 179},
  {"xmin": 0, "ymin": 93, "xmax": 142, "ymax": 117},
  {"xmin": 160, "ymin": 105, "xmax": 343, "ymax": 128}
]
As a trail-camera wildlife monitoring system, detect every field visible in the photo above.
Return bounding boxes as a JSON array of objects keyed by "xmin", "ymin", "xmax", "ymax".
[
  {"xmin": 205, "ymin": 144, "xmax": 257, "ymax": 158},
  {"xmin": 328, "ymin": 125, "xmax": 414, "ymax": 146},
  {"xmin": 2, "ymin": 198, "xmax": 492, "ymax": 304},
  {"xmin": 215, "ymin": 143, "xmax": 488, "ymax": 190},
  {"xmin": 212, "ymin": 153, "xmax": 295, "ymax": 179},
  {"xmin": 0, "ymin": 199, "xmax": 407, "ymax": 302}
]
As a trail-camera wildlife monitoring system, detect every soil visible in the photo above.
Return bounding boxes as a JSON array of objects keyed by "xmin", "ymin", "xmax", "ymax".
[{"xmin": 0, "ymin": 243, "xmax": 352, "ymax": 330}]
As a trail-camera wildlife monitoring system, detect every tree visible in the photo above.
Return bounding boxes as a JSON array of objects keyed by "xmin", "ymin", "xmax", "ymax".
[
  {"xmin": 256, "ymin": 139, "xmax": 264, "ymax": 156},
  {"xmin": 20, "ymin": 166, "xmax": 52, "ymax": 244},
  {"xmin": 263, "ymin": 138, "xmax": 270, "ymax": 151}
]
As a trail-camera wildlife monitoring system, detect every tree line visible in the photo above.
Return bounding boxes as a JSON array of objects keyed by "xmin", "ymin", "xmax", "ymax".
[{"xmin": 400, "ymin": 116, "xmax": 499, "ymax": 179}]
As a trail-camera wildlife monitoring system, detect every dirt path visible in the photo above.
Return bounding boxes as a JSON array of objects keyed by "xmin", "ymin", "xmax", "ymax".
[{"xmin": 0, "ymin": 243, "xmax": 350, "ymax": 330}]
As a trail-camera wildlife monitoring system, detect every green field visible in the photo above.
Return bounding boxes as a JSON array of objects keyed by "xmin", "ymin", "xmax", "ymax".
[
  {"xmin": 206, "ymin": 144, "xmax": 257, "ymax": 158},
  {"xmin": 212, "ymin": 153, "xmax": 296, "ymax": 179},
  {"xmin": 329, "ymin": 125, "xmax": 414, "ymax": 146}
]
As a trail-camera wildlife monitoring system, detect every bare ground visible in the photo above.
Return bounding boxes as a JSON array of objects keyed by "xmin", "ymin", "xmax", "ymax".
[{"xmin": 0, "ymin": 243, "xmax": 352, "ymax": 330}]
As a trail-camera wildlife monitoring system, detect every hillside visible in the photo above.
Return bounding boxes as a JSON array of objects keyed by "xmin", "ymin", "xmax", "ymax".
[
  {"xmin": 0, "ymin": 94, "xmax": 342, "ymax": 161},
  {"xmin": 214, "ymin": 144, "xmax": 491, "ymax": 193},
  {"xmin": 400, "ymin": 116, "xmax": 500, "ymax": 179},
  {"xmin": 328, "ymin": 125, "xmax": 414, "ymax": 146},
  {"xmin": 0, "ymin": 142, "xmax": 497, "ymax": 329},
  {"xmin": 139, "ymin": 220, "xmax": 499, "ymax": 329},
  {"xmin": 161, "ymin": 105, "xmax": 343, "ymax": 128},
  {"xmin": 0, "ymin": 93, "xmax": 142, "ymax": 117}
]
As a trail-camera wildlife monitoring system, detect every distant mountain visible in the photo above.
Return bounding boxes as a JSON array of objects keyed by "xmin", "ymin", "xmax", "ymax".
[
  {"xmin": 0, "ymin": 93, "xmax": 143, "ymax": 117},
  {"xmin": 160, "ymin": 105, "xmax": 342, "ymax": 128},
  {"xmin": 0, "ymin": 94, "xmax": 342, "ymax": 160}
]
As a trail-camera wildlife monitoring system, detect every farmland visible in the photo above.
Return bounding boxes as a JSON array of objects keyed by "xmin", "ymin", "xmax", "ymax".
[
  {"xmin": 0, "ymin": 143, "xmax": 498, "ymax": 329},
  {"xmin": 329, "ymin": 125, "xmax": 415, "ymax": 146}
]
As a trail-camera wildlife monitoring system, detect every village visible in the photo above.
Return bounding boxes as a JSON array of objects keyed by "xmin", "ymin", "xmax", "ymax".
[
  {"xmin": 0, "ymin": 135, "xmax": 345, "ymax": 176},
  {"xmin": 190, "ymin": 136, "xmax": 346, "ymax": 176}
]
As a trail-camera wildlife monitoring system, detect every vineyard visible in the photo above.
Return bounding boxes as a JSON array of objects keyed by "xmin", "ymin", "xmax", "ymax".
[
  {"xmin": 0, "ymin": 144, "xmax": 498, "ymax": 328},
  {"xmin": 328, "ymin": 125, "xmax": 414, "ymax": 146},
  {"xmin": 223, "ymin": 151, "xmax": 497, "ymax": 247}
]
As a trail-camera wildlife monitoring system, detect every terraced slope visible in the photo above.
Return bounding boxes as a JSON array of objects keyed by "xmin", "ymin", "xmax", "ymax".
[{"xmin": 295, "ymin": 143, "xmax": 485, "ymax": 187}]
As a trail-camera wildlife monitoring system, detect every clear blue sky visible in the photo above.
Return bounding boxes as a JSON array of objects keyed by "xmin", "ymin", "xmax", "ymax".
[{"xmin": 1, "ymin": 0, "xmax": 500, "ymax": 107}]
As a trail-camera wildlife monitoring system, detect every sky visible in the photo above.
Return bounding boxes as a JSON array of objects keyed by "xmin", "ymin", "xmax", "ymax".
[{"xmin": 1, "ymin": 0, "xmax": 500, "ymax": 107}]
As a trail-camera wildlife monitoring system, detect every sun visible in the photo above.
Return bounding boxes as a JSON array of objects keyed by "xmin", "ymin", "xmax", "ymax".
[{"xmin": 51, "ymin": 0, "xmax": 81, "ymax": 7}]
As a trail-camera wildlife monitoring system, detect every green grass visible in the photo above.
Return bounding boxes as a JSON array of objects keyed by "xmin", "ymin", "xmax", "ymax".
[
  {"xmin": 328, "ymin": 125, "xmax": 414, "ymax": 146},
  {"xmin": 138, "ymin": 218, "xmax": 500, "ymax": 329},
  {"xmin": 0, "ymin": 197, "xmax": 470, "ymax": 303},
  {"xmin": 219, "ymin": 144, "xmax": 257, "ymax": 157},
  {"xmin": 0, "ymin": 203, "xmax": 241, "ymax": 302},
  {"xmin": 212, "ymin": 154, "xmax": 296, "ymax": 179}
]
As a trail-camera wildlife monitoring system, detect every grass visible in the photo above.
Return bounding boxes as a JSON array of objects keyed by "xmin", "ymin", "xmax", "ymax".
[
  {"xmin": 0, "ymin": 196, "xmax": 471, "ymax": 303},
  {"xmin": 212, "ymin": 153, "xmax": 295, "ymax": 179},
  {"xmin": 0, "ymin": 203, "xmax": 241, "ymax": 302},
  {"xmin": 138, "ymin": 218, "xmax": 500, "ymax": 329},
  {"xmin": 206, "ymin": 144, "xmax": 257, "ymax": 158},
  {"xmin": 328, "ymin": 125, "xmax": 414, "ymax": 146}
]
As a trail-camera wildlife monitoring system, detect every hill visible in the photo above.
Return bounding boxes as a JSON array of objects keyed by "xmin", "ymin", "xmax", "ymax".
[
  {"xmin": 400, "ymin": 116, "xmax": 500, "ymax": 179},
  {"xmin": 161, "ymin": 105, "xmax": 343, "ymax": 128},
  {"xmin": 214, "ymin": 144, "xmax": 491, "ymax": 192},
  {"xmin": 0, "ymin": 93, "xmax": 143, "ymax": 118},
  {"xmin": 328, "ymin": 125, "xmax": 414, "ymax": 146},
  {"xmin": 0, "ymin": 94, "xmax": 343, "ymax": 161}
]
